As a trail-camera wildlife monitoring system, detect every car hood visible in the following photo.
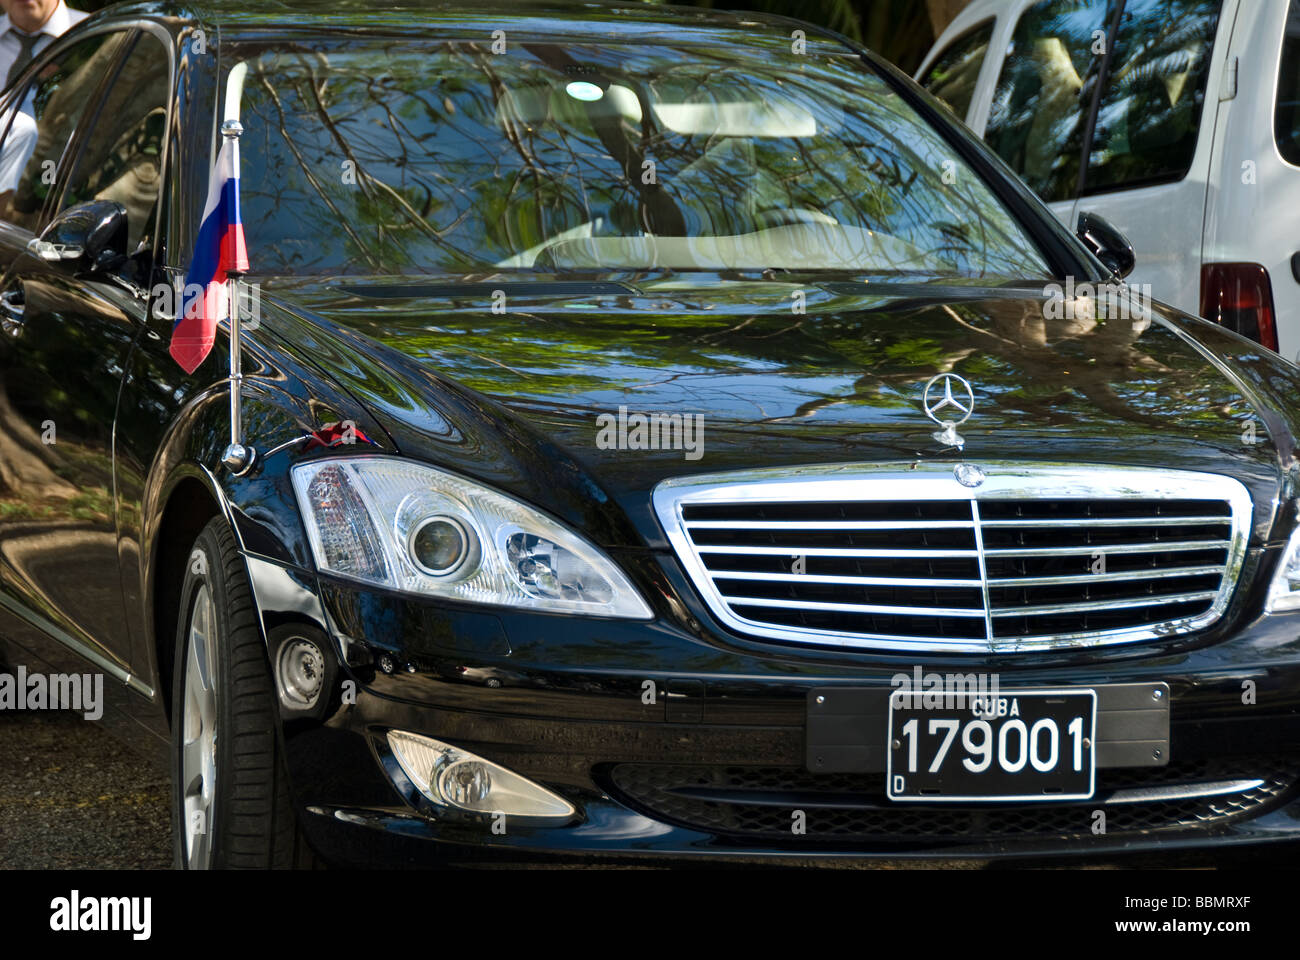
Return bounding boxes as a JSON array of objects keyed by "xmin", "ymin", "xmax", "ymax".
[{"xmin": 258, "ymin": 276, "xmax": 1291, "ymax": 549}]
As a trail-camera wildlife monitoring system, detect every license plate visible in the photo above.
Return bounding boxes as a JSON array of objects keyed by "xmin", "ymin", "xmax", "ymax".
[{"xmin": 886, "ymin": 688, "xmax": 1096, "ymax": 802}]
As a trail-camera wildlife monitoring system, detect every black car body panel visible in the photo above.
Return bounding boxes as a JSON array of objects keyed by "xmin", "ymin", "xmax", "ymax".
[
  {"xmin": 256, "ymin": 277, "xmax": 1292, "ymax": 549},
  {"xmin": 1, "ymin": 0, "xmax": 1299, "ymax": 864}
]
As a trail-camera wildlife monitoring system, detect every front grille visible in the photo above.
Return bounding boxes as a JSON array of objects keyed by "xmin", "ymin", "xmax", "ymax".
[
  {"xmin": 653, "ymin": 465, "xmax": 1251, "ymax": 652},
  {"xmin": 606, "ymin": 758, "xmax": 1296, "ymax": 844}
]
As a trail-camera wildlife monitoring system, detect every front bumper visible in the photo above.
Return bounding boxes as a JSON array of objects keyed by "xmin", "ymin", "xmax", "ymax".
[{"xmin": 247, "ymin": 554, "xmax": 1300, "ymax": 865}]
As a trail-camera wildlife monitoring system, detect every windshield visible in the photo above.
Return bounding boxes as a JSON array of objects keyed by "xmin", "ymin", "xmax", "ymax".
[{"xmin": 235, "ymin": 38, "xmax": 1053, "ymax": 279}]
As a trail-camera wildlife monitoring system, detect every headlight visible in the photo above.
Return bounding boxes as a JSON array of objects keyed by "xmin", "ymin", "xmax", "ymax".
[
  {"xmin": 1266, "ymin": 526, "xmax": 1300, "ymax": 613},
  {"xmin": 291, "ymin": 456, "xmax": 652, "ymax": 619}
]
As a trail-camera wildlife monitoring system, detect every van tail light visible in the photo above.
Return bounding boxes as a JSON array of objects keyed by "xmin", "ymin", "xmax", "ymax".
[{"xmin": 1199, "ymin": 262, "xmax": 1278, "ymax": 351}]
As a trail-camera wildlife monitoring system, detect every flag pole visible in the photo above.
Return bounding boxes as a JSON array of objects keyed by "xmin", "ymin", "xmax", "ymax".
[{"xmin": 219, "ymin": 117, "xmax": 253, "ymax": 475}]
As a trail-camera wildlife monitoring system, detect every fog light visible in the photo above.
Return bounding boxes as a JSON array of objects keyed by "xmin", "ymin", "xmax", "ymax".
[
  {"xmin": 386, "ymin": 731, "xmax": 575, "ymax": 821},
  {"xmin": 439, "ymin": 759, "xmax": 492, "ymax": 807}
]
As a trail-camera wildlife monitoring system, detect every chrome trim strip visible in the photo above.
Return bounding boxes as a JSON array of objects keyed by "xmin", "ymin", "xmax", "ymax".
[
  {"xmin": 0, "ymin": 589, "xmax": 154, "ymax": 698},
  {"xmin": 1104, "ymin": 779, "xmax": 1265, "ymax": 805},
  {"xmin": 982, "ymin": 540, "xmax": 1228, "ymax": 557},
  {"xmin": 971, "ymin": 499, "xmax": 995, "ymax": 646},
  {"xmin": 652, "ymin": 462, "xmax": 1253, "ymax": 653},
  {"xmin": 661, "ymin": 777, "xmax": 1266, "ymax": 808},
  {"xmin": 719, "ymin": 595, "xmax": 986, "ymax": 618},
  {"xmin": 989, "ymin": 591, "xmax": 1219, "ymax": 617},
  {"xmin": 691, "ymin": 539, "xmax": 1229, "ymax": 559},
  {"xmin": 710, "ymin": 570, "xmax": 985, "ymax": 588},
  {"xmin": 684, "ymin": 520, "xmax": 975, "ymax": 530},
  {"xmin": 989, "ymin": 565, "xmax": 1223, "ymax": 587},
  {"xmin": 694, "ymin": 545, "xmax": 979, "ymax": 558},
  {"xmin": 979, "ymin": 516, "xmax": 1229, "ymax": 528}
]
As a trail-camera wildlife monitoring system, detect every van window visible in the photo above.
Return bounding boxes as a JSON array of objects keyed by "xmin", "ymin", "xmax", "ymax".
[
  {"xmin": 920, "ymin": 19, "xmax": 995, "ymax": 122},
  {"xmin": 1084, "ymin": 0, "xmax": 1221, "ymax": 193},
  {"xmin": 1277, "ymin": 0, "xmax": 1300, "ymax": 167},
  {"xmin": 984, "ymin": 0, "xmax": 1111, "ymax": 204}
]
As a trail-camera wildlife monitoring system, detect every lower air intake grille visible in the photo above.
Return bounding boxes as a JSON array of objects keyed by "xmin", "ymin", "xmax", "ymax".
[
  {"xmin": 606, "ymin": 758, "xmax": 1295, "ymax": 844},
  {"xmin": 653, "ymin": 464, "xmax": 1251, "ymax": 652}
]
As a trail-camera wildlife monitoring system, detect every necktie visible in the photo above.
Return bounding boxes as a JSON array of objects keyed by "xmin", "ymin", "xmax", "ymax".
[{"xmin": 5, "ymin": 32, "xmax": 42, "ymax": 90}]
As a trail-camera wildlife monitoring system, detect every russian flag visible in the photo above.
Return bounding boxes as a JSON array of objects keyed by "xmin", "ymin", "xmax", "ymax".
[{"xmin": 170, "ymin": 136, "xmax": 249, "ymax": 373}]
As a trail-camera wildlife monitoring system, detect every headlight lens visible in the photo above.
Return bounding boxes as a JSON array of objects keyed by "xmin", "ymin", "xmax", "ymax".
[
  {"xmin": 1266, "ymin": 527, "xmax": 1300, "ymax": 613},
  {"xmin": 291, "ymin": 457, "xmax": 652, "ymax": 618},
  {"xmin": 409, "ymin": 516, "xmax": 476, "ymax": 577}
]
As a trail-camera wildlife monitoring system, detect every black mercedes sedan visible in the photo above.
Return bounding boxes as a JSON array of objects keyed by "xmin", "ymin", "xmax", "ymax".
[{"xmin": 2, "ymin": 0, "xmax": 1300, "ymax": 869}]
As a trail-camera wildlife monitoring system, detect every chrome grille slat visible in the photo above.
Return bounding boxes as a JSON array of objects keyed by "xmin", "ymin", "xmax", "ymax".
[
  {"xmin": 1105, "ymin": 779, "xmax": 1265, "ymax": 805},
  {"xmin": 970, "ymin": 499, "xmax": 996, "ymax": 648},
  {"xmin": 710, "ymin": 571, "xmax": 986, "ymax": 587},
  {"xmin": 694, "ymin": 545, "xmax": 980, "ymax": 558},
  {"xmin": 722, "ymin": 596, "xmax": 987, "ymax": 617},
  {"xmin": 685, "ymin": 519, "xmax": 976, "ymax": 530},
  {"xmin": 988, "ymin": 565, "xmax": 1224, "ymax": 587},
  {"xmin": 979, "ymin": 516, "xmax": 1229, "ymax": 527},
  {"xmin": 987, "ymin": 591, "xmax": 1220, "ymax": 617},
  {"xmin": 653, "ymin": 464, "xmax": 1253, "ymax": 653},
  {"xmin": 982, "ymin": 540, "xmax": 1228, "ymax": 557}
]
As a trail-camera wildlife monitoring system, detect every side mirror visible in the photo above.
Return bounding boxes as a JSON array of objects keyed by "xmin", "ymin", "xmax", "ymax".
[
  {"xmin": 27, "ymin": 200, "xmax": 129, "ymax": 274},
  {"xmin": 1075, "ymin": 210, "xmax": 1136, "ymax": 279}
]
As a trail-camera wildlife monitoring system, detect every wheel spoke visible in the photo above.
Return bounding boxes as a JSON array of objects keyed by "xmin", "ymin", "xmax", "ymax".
[
  {"xmin": 188, "ymin": 590, "xmax": 218, "ymax": 737},
  {"xmin": 182, "ymin": 737, "xmax": 205, "ymax": 793},
  {"xmin": 181, "ymin": 583, "xmax": 219, "ymax": 870}
]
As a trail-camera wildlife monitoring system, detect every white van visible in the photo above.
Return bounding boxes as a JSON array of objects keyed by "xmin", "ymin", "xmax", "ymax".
[{"xmin": 917, "ymin": 0, "xmax": 1300, "ymax": 358}]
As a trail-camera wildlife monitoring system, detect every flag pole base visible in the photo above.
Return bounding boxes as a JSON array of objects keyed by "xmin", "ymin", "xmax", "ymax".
[{"xmin": 222, "ymin": 442, "xmax": 255, "ymax": 476}]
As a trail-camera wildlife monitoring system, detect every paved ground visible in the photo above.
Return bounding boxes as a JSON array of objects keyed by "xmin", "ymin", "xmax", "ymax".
[{"xmin": 0, "ymin": 711, "xmax": 172, "ymax": 870}]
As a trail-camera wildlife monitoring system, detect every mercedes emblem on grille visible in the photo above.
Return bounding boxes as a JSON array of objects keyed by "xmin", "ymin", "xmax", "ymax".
[
  {"xmin": 922, "ymin": 373, "xmax": 974, "ymax": 449},
  {"xmin": 953, "ymin": 462, "xmax": 985, "ymax": 487}
]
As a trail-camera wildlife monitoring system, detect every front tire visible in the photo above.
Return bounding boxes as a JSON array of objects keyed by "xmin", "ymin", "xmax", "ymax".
[{"xmin": 169, "ymin": 517, "xmax": 310, "ymax": 868}]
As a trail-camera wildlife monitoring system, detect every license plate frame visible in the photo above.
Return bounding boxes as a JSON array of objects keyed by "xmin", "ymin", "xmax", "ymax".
[{"xmin": 885, "ymin": 688, "xmax": 1097, "ymax": 802}]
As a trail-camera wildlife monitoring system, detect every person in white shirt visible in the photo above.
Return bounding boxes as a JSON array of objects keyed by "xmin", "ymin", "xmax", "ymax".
[
  {"xmin": 0, "ymin": 1, "xmax": 87, "ymax": 194},
  {"xmin": 0, "ymin": 0, "xmax": 88, "ymax": 89}
]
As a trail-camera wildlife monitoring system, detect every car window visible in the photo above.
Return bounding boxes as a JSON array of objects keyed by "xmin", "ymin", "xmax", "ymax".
[
  {"xmin": 1084, "ymin": 0, "xmax": 1221, "ymax": 193},
  {"xmin": 1276, "ymin": 0, "xmax": 1300, "ymax": 166},
  {"xmin": 985, "ymin": 0, "xmax": 1112, "ymax": 204},
  {"xmin": 0, "ymin": 31, "xmax": 128, "ymax": 233},
  {"xmin": 920, "ymin": 19, "xmax": 995, "ymax": 121},
  {"xmin": 61, "ymin": 32, "xmax": 170, "ymax": 253},
  {"xmin": 235, "ymin": 41, "xmax": 1053, "ymax": 280}
]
